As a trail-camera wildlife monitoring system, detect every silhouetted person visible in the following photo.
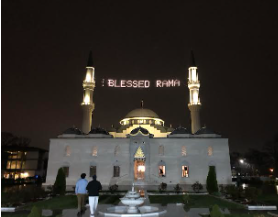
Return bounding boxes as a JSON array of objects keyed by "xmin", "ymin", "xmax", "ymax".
[
  {"xmin": 75, "ymin": 173, "xmax": 88, "ymax": 215},
  {"xmin": 86, "ymin": 175, "xmax": 102, "ymax": 216}
]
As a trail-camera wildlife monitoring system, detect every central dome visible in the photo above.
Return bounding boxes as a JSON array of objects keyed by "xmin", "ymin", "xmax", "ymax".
[{"xmin": 125, "ymin": 108, "xmax": 159, "ymax": 118}]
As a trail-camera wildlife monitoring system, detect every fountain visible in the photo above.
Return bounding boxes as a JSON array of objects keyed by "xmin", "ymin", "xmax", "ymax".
[{"xmin": 99, "ymin": 183, "xmax": 166, "ymax": 217}]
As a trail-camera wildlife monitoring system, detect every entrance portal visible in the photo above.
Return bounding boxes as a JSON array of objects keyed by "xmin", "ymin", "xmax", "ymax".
[
  {"xmin": 134, "ymin": 160, "xmax": 145, "ymax": 180},
  {"xmin": 134, "ymin": 146, "xmax": 146, "ymax": 181}
]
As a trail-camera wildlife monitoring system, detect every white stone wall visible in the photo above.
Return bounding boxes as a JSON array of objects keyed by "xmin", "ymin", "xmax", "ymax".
[{"xmin": 45, "ymin": 136, "xmax": 232, "ymax": 187}]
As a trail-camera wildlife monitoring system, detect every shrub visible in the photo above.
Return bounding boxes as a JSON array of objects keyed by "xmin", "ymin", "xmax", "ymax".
[
  {"xmin": 206, "ymin": 166, "xmax": 218, "ymax": 194},
  {"xmin": 173, "ymin": 184, "xmax": 182, "ymax": 194},
  {"xmin": 210, "ymin": 204, "xmax": 224, "ymax": 217},
  {"xmin": 192, "ymin": 181, "xmax": 203, "ymax": 193},
  {"xmin": 182, "ymin": 193, "xmax": 190, "ymax": 204},
  {"xmin": 244, "ymin": 187, "xmax": 259, "ymax": 202},
  {"xmin": 219, "ymin": 184, "xmax": 225, "ymax": 194},
  {"xmin": 262, "ymin": 180, "xmax": 277, "ymax": 195},
  {"xmin": 109, "ymin": 184, "xmax": 118, "ymax": 194},
  {"xmin": 28, "ymin": 206, "xmax": 42, "ymax": 217},
  {"xmin": 53, "ymin": 168, "xmax": 66, "ymax": 195},
  {"xmin": 158, "ymin": 182, "xmax": 167, "ymax": 193}
]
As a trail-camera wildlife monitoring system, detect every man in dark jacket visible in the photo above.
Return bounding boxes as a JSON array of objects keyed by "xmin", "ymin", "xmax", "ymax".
[{"xmin": 86, "ymin": 175, "xmax": 102, "ymax": 216}]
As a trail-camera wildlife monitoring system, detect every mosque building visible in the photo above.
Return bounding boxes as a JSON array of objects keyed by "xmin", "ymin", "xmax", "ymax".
[{"xmin": 45, "ymin": 52, "xmax": 232, "ymax": 190}]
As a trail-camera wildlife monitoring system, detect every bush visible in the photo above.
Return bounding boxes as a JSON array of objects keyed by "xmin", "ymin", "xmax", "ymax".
[
  {"xmin": 173, "ymin": 184, "xmax": 182, "ymax": 194},
  {"xmin": 182, "ymin": 193, "xmax": 190, "ymax": 204},
  {"xmin": 262, "ymin": 180, "xmax": 277, "ymax": 195},
  {"xmin": 210, "ymin": 204, "xmax": 224, "ymax": 217},
  {"xmin": 244, "ymin": 187, "xmax": 260, "ymax": 202},
  {"xmin": 158, "ymin": 182, "xmax": 167, "ymax": 193},
  {"xmin": 206, "ymin": 166, "xmax": 218, "ymax": 194},
  {"xmin": 28, "ymin": 206, "xmax": 42, "ymax": 217},
  {"xmin": 192, "ymin": 181, "xmax": 203, "ymax": 193},
  {"xmin": 53, "ymin": 168, "xmax": 66, "ymax": 195},
  {"xmin": 108, "ymin": 184, "xmax": 118, "ymax": 194}
]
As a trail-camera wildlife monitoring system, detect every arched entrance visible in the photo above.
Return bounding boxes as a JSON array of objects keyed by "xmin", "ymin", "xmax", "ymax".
[{"xmin": 134, "ymin": 147, "xmax": 146, "ymax": 180}]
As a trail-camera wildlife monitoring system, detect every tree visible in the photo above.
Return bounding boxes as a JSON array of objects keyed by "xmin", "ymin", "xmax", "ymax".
[
  {"xmin": 53, "ymin": 168, "xmax": 66, "ymax": 195},
  {"xmin": 210, "ymin": 205, "xmax": 224, "ymax": 217},
  {"xmin": 244, "ymin": 148, "xmax": 269, "ymax": 176},
  {"xmin": 1, "ymin": 132, "xmax": 18, "ymax": 146},
  {"xmin": 264, "ymin": 134, "xmax": 278, "ymax": 178},
  {"xmin": 28, "ymin": 206, "xmax": 42, "ymax": 217},
  {"xmin": 206, "ymin": 166, "xmax": 218, "ymax": 194},
  {"xmin": 16, "ymin": 137, "xmax": 31, "ymax": 147},
  {"xmin": 192, "ymin": 181, "xmax": 203, "ymax": 193}
]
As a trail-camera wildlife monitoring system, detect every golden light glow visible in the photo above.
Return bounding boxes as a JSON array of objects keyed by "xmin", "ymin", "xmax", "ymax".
[
  {"xmin": 270, "ymin": 168, "xmax": 274, "ymax": 173},
  {"xmin": 134, "ymin": 147, "xmax": 145, "ymax": 159},
  {"xmin": 83, "ymin": 94, "xmax": 90, "ymax": 105},
  {"xmin": 138, "ymin": 165, "xmax": 145, "ymax": 172},
  {"xmin": 120, "ymin": 117, "xmax": 164, "ymax": 126},
  {"xmin": 85, "ymin": 73, "xmax": 92, "ymax": 82},
  {"xmin": 20, "ymin": 172, "xmax": 29, "ymax": 178}
]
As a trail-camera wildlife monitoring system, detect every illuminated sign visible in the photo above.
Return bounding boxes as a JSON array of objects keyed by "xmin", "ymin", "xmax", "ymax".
[{"xmin": 102, "ymin": 79, "xmax": 181, "ymax": 88}]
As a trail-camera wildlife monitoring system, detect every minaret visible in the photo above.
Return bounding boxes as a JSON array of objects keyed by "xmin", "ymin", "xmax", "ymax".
[
  {"xmin": 188, "ymin": 51, "xmax": 201, "ymax": 134},
  {"xmin": 81, "ymin": 51, "xmax": 95, "ymax": 134}
]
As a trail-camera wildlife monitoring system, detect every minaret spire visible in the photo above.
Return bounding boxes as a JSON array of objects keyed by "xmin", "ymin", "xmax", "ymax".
[
  {"xmin": 190, "ymin": 50, "xmax": 196, "ymax": 67},
  {"xmin": 81, "ymin": 51, "xmax": 96, "ymax": 134},
  {"xmin": 87, "ymin": 51, "xmax": 93, "ymax": 67},
  {"xmin": 188, "ymin": 51, "xmax": 201, "ymax": 134}
]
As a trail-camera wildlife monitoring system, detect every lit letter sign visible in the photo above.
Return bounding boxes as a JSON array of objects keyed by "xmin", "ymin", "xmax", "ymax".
[{"xmin": 102, "ymin": 79, "xmax": 181, "ymax": 88}]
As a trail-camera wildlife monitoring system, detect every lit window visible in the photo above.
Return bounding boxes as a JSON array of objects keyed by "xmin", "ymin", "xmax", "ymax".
[
  {"xmin": 11, "ymin": 161, "xmax": 17, "ymax": 169},
  {"xmin": 114, "ymin": 145, "xmax": 120, "ymax": 156},
  {"xmin": 6, "ymin": 161, "xmax": 11, "ymax": 169},
  {"xmin": 16, "ymin": 161, "xmax": 21, "ymax": 169},
  {"xmin": 208, "ymin": 146, "xmax": 213, "ymax": 156},
  {"xmin": 182, "ymin": 146, "xmax": 186, "ymax": 156},
  {"xmin": 182, "ymin": 166, "xmax": 189, "ymax": 177},
  {"xmin": 159, "ymin": 145, "xmax": 164, "ymax": 156},
  {"xmin": 113, "ymin": 166, "xmax": 120, "ymax": 177},
  {"xmin": 159, "ymin": 166, "xmax": 166, "ymax": 177},
  {"xmin": 65, "ymin": 146, "xmax": 71, "ymax": 156},
  {"xmin": 92, "ymin": 146, "xmax": 97, "ymax": 157},
  {"xmin": 90, "ymin": 166, "xmax": 97, "ymax": 177},
  {"xmin": 62, "ymin": 167, "xmax": 69, "ymax": 177}
]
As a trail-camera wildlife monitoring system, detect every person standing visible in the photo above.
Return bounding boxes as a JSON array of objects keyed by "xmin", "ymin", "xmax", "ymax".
[
  {"xmin": 86, "ymin": 175, "xmax": 102, "ymax": 216},
  {"xmin": 75, "ymin": 173, "xmax": 88, "ymax": 215}
]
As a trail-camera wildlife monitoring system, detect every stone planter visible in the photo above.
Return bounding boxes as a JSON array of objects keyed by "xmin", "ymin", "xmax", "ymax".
[{"xmin": 248, "ymin": 205, "xmax": 277, "ymax": 211}]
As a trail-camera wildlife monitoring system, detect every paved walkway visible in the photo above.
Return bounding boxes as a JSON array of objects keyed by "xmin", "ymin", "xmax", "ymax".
[
  {"xmin": 61, "ymin": 205, "xmax": 211, "ymax": 217},
  {"xmin": 59, "ymin": 191, "xmax": 223, "ymax": 217}
]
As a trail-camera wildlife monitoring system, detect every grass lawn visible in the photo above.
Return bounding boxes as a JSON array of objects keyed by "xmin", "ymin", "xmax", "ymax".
[
  {"xmin": 149, "ymin": 195, "xmax": 244, "ymax": 209},
  {"xmin": 20, "ymin": 194, "xmax": 121, "ymax": 210},
  {"xmin": 257, "ymin": 194, "xmax": 278, "ymax": 206}
]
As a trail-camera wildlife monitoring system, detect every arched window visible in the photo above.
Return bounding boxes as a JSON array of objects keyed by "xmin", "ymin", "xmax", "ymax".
[
  {"xmin": 92, "ymin": 146, "xmax": 98, "ymax": 157},
  {"xmin": 181, "ymin": 146, "xmax": 187, "ymax": 156},
  {"xmin": 158, "ymin": 160, "xmax": 166, "ymax": 177},
  {"xmin": 208, "ymin": 146, "xmax": 213, "ymax": 156},
  {"xmin": 182, "ymin": 165, "xmax": 189, "ymax": 177},
  {"xmin": 65, "ymin": 146, "xmax": 71, "ymax": 157},
  {"xmin": 159, "ymin": 145, "xmax": 164, "ymax": 156},
  {"xmin": 90, "ymin": 162, "xmax": 97, "ymax": 177},
  {"xmin": 114, "ymin": 145, "xmax": 120, "ymax": 156}
]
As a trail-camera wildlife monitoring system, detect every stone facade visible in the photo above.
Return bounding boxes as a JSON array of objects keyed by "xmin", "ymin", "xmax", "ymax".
[{"xmin": 45, "ymin": 129, "xmax": 232, "ymax": 189}]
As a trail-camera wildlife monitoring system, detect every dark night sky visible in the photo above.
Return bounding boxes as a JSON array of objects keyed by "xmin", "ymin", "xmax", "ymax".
[{"xmin": 2, "ymin": 0, "xmax": 278, "ymax": 152}]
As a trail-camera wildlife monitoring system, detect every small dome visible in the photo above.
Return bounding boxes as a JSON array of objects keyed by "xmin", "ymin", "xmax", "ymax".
[
  {"xmin": 108, "ymin": 125, "xmax": 117, "ymax": 132},
  {"xmin": 63, "ymin": 127, "xmax": 83, "ymax": 135},
  {"xmin": 166, "ymin": 125, "xmax": 175, "ymax": 132},
  {"xmin": 170, "ymin": 127, "xmax": 190, "ymax": 135},
  {"xmin": 89, "ymin": 127, "xmax": 110, "ymax": 135},
  {"xmin": 125, "ymin": 108, "xmax": 159, "ymax": 118},
  {"xmin": 130, "ymin": 127, "xmax": 149, "ymax": 135},
  {"xmin": 195, "ymin": 126, "xmax": 217, "ymax": 135}
]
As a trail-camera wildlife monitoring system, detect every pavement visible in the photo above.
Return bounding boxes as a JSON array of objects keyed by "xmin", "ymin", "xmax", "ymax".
[{"xmin": 60, "ymin": 204, "xmax": 211, "ymax": 217}]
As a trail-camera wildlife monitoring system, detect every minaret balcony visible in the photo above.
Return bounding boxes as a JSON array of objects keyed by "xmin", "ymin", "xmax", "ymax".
[{"xmin": 188, "ymin": 83, "xmax": 200, "ymax": 88}]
